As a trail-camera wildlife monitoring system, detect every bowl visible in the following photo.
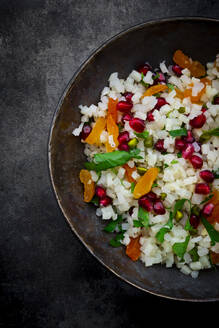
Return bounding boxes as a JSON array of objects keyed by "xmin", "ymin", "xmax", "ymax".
[{"xmin": 48, "ymin": 17, "xmax": 219, "ymax": 301}]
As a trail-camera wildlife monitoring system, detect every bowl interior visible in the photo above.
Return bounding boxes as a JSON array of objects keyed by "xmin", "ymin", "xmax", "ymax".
[{"xmin": 49, "ymin": 18, "xmax": 219, "ymax": 301}]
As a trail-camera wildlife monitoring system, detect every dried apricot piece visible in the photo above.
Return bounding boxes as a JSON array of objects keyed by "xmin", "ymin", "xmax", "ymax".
[
  {"xmin": 84, "ymin": 117, "xmax": 106, "ymax": 145},
  {"xmin": 141, "ymin": 84, "xmax": 168, "ymax": 98},
  {"xmin": 123, "ymin": 164, "xmax": 136, "ymax": 183},
  {"xmin": 173, "ymin": 50, "xmax": 191, "ymax": 69},
  {"xmin": 79, "ymin": 169, "xmax": 95, "ymax": 203},
  {"xmin": 210, "ymin": 251, "xmax": 219, "ymax": 265},
  {"xmin": 189, "ymin": 60, "xmax": 206, "ymax": 78},
  {"xmin": 105, "ymin": 114, "xmax": 119, "ymax": 152},
  {"xmin": 133, "ymin": 167, "xmax": 159, "ymax": 199},
  {"xmin": 107, "ymin": 98, "xmax": 118, "ymax": 123},
  {"xmin": 207, "ymin": 190, "xmax": 219, "ymax": 224},
  {"xmin": 126, "ymin": 236, "xmax": 141, "ymax": 261}
]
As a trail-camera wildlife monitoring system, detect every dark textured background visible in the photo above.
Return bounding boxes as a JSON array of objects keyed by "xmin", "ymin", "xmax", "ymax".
[{"xmin": 1, "ymin": 1, "xmax": 219, "ymax": 327}]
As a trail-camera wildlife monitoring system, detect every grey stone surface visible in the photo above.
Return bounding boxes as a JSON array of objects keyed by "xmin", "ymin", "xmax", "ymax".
[{"xmin": 0, "ymin": 1, "xmax": 219, "ymax": 327}]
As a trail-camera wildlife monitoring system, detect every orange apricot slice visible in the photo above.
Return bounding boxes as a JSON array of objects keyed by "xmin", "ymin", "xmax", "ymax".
[
  {"xmin": 133, "ymin": 167, "xmax": 159, "ymax": 199},
  {"xmin": 79, "ymin": 169, "xmax": 95, "ymax": 203}
]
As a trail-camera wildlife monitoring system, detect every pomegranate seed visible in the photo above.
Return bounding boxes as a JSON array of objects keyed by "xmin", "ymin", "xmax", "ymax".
[
  {"xmin": 129, "ymin": 206, "xmax": 134, "ymax": 216},
  {"xmin": 189, "ymin": 155, "xmax": 203, "ymax": 169},
  {"xmin": 99, "ymin": 196, "xmax": 112, "ymax": 207},
  {"xmin": 202, "ymin": 203, "xmax": 214, "ymax": 217},
  {"xmin": 200, "ymin": 170, "xmax": 215, "ymax": 183},
  {"xmin": 175, "ymin": 138, "xmax": 186, "ymax": 151},
  {"xmin": 80, "ymin": 124, "xmax": 92, "ymax": 140},
  {"xmin": 117, "ymin": 101, "xmax": 133, "ymax": 113},
  {"xmin": 154, "ymin": 72, "xmax": 166, "ymax": 83},
  {"xmin": 123, "ymin": 92, "xmax": 133, "ymax": 103},
  {"xmin": 213, "ymin": 96, "xmax": 219, "ymax": 105},
  {"xmin": 137, "ymin": 63, "xmax": 151, "ymax": 75},
  {"xmin": 118, "ymin": 143, "xmax": 129, "ymax": 151},
  {"xmin": 172, "ymin": 64, "xmax": 182, "ymax": 76},
  {"xmin": 153, "ymin": 200, "xmax": 166, "ymax": 215},
  {"xmin": 147, "ymin": 110, "xmax": 155, "ymax": 122},
  {"xmin": 129, "ymin": 118, "xmax": 145, "ymax": 133},
  {"xmin": 201, "ymin": 105, "xmax": 207, "ymax": 113},
  {"xmin": 182, "ymin": 143, "xmax": 194, "ymax": 159},
  {"xmin": 155, "ymin": 97, "xmax": 167, "ymax": 109},
  {"xmin": 118, "ymin": 131, "xmax": 130, "ymax": 144},
  {"xmin": 154, "ymin": 139, "xmax": 166, "ymax": 153},
  {"xmin": 182, "ymin": 130, "xmax": 194, "ymax": 143},
  {"xmin": 138, "ymin": 197, "xmax": 153, "ymax": 212},
  {"xmin": 189, "ymin": 215, "xmax": 200, "ymax": 229},
  {"xmin": 195, "ymin": 183, "xmax": 211, "ymax": 195},
  {"xmin": 189, "ymin": 114, "xmax": 206, "ymax": 128},
  {"xmin": 122, "ymin": 113, "xmax": 132, "ymax": 123},
  {"xmin": 146, "ymin": 191, "xmax": 158, "ymax": 202},
  {"xmin": 95, "ymin": 186, "xmax": 106, "ymax": 199}
]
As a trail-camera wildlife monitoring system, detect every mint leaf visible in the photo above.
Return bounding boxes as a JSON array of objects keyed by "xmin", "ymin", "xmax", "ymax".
[
  {"xmin": 109, "ymin": 232, "xmax": 124, "ymax": 247},
  {"xmin": 200, "ymin": 194, "xmax": 214, "ymax": 205},
  {"xmin": 213, "ymin": 170, "xmax": 219, "ymax": 179},
  {"xmin": 185, "ymin": 218, "xmax": 197, "ymax": 233},
  {"xmin": 138, "ymin": 207, "xmax": 150, "ymax": 228},
  {"xmin": 201, "ymin": 216, "xmax": 219, "ymax": 246},
  {"xmin": 173, "ymin": 199, "xmax": 191, "ymax": 218},
  {"xmin": 177, "ymin": 152, "xmax": 182, "ymax": 158},
  {"xmin": 156, "ymin": 212, "xmax": 173, "ymax": 243},
  {"xmin": 134, "ymin": 131, "xmax": 149, "ymax": 139},
  {"xmin": 133, "ymin": 220, "xmax": 144, "ymax": 227},
  {"xmin": 131, "ymin": 182, "xmax": 135, "ymax": 193},
  {"xmin": 169, "ymin": 128, "xmax": 187, "ymax": 137},
  {"xmin": 172, "ymin": 235, "xmax": 190, "ymax": 260},
  {"xmin": 85, "ymin": 149, "xmax": 142, "ymax": 171},
  {"xmin": 189, "ymin": 247, "xmax": 199, "ymax": 262},
  {"xmin": 104, "ymin": 215, "xmax": 123, "ymax": 233},
  {"xmin": 167, "ymin": 83, "xmax": 174, "ymax": 91}
]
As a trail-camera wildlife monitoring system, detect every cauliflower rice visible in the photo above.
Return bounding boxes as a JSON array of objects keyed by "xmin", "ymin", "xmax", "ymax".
[{"xmin": 73, "ymin": 50, "xmax": 219, "ymax": 278}]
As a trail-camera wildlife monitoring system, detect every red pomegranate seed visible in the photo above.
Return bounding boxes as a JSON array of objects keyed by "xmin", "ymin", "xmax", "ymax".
[
  {"xmin": 99, "ymin": 196, "xmax": 112, "ymax": 207},
  {"xmin": 201, "ymin": 105, "xmax": 208, "ymax": 113},
  {"xmin": 155, "ymin": 97, "xmax": 167, "ymax": 109},
  {"xmin": 147, "ymin": 110, "xmax": 155, "ymax": 122},
  {"xmin": 118, "ymin": 143, "xmax": 129, "ymax": 151},
  {"xmin": 195, "ymin": 183, "xmax": 211, "ymax": 195},
  {"xmin": 122, "ymin": 113, "xmax": 132, "ymax": 123},
  {"xmin": 172, "ymin": 64, "xmax": 182, "ymax": 76},
  {"xmin": 202, "ymin": 203, "xmax": 214, "ymax": 216},
  {"xmin": 129, "ymin": 118, "xmax": 145, "ymax": 133},
  {"xmin": 95, "ymin": 186, "xmax": 106, "ymax": 199},
  {"xmin": 146, "ymin": 191, "xmax": 158, "ymax": 202},
  {"xmin": 189, "ymin": 215, "xmax": 200, "ymax": 229},
  {"xmin": 213, "ymin": 96, "xmax": 219, "ymax": 105},
  {"xmin": 182, "ymin": 130, "xmax": 194, "ymax": 143},
  {"xmin": 189, "ymin": 155, "xmax": 203, "ymax": 169},
  {"xmin": 123, "ymin": 92, "xmax": 133, "ymax": 103},
  {"xmin": 137, "ymin": 63, "xmax": 151, "ymax": 75},
  {"xmin": 154, "ymin": 139, "xmax": 165, "ymax": 152},
  {"xmin": 175, "ymin": 138, "xmax": 186, "ymax": 151},
  {"xmin": 138, "ymin": 197, "xmax": 153, "ymax": 212},
  {"xmin": 182, "ymin": 143, "xmax": 194, "ymax": 159},
  {"xmin": 189, "ymin": 114, "xmax": 206, "ymax": 128},
  {"xmin": 117, "ymin": 101, "xmax": 133, "ymax": 113},
  {"xmin": 118, "ymin": 131, "xmax": 130, "ymax": 144},
  {"xmin": 154, "ymin": 72, "xmax": 166, "ymax": 83},
  {"xmin": 199, "ymin": 170, "xmax": 215, "ymax": 183},
  {"xmin": 80, "ymin": 124, "xmax": 92, "ymax": 140},
  {"xmin": 153, "ymin": 200, "xmax": 166, "ymax": 215}
]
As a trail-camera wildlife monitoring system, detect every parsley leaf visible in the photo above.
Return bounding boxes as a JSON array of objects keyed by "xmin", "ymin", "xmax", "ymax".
[
  {"xmin": 156, "ymin": 212, "xmax": 173, "ymax": 243},
  {"xmin": 169, "ymin": 128, "xmax": 187, "ymax": 137},
  {"xmin": 172, "ymin": 235, "xmax": 190, "ymax": 260},
  {"xmin": 104, "ymin": 215, "xmax": 123, "ymax": 233},
  {"xmin": 134, "ymin": 131, "xmax": 149, "ymax": 139},
  {"xmin": 201, "ymin": 216, "xmax": 219, "ymax": 246},
  {"xmin": 138, "ymin": 207, "xmax": 150, "ymax": 228}
]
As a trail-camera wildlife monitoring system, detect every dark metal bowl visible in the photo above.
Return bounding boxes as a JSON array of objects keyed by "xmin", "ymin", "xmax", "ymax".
[{"xmin": 48, "ymin": 17, "xmax": 219, "ymax": 301}]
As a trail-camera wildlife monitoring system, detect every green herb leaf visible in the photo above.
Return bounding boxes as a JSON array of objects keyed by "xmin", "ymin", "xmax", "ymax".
[
  {"xmin": 173, "ymin": 199, "xmax": 191, "ymax": 218},
  {"xmin": 169, "ymin": 128, "xmax": 187, "ymax": 137},
  {"xmin": 177, "ymin": 152, "xmax": 182, "ymax": 158},
  {"xmin": 156, "ymin": 212, "xmax": 173, "ymax": 243},
  {"xmin": 109, "ymin": 232, "xmax": 124, "ymax": 247},
  {"xmin": 200, "ymin": 127, "xmax": 219, "ymax": 143},
  {"xmin": 133, "ymin": 220, "xmax": 144, "ymax": 227},
  {"xmin": 213, "ymin": 170, "xmax": 219, "ymax": 179},
  {"xmin": 90, "ymin": 195, "xmax": 99, "ymax": 206},
  {"xmin": 104, "ymin": 215, "xmax": 123, "ymax": 233},
  {"xmin": 172, "ymin": 235, "xmax": 190, "ymax": 260},
  {"xmin": 134, "ymin": 131, "xmax": 149, "ymax": 139},
  {"xmin": 85, "ymin": 149, "xmax": 142, "ymax": 171},
  {"xmin": 152, "ymin": 182, "xmax": 158, "ymax": 188},
  {"xmin": 201, "ymin": 216, "xmax": 219, "ymax": 246},
  {"xmin": 138, "ymin": 207, "xmax": 150, "ymax": 228},
  {"xmin": 164, "ymin": 163, "xmax": 169, "ymax": 168},
  {"xmin": 189, "ymin": 247, "xmax": 199, "ymax": 262},
  {"xmin": 131, "ymin": 182, "xmax": 135, "ymax": 193},
  {"xmin": 152, "ymin": 72, "xmax": 160, "ymax": 80},
  {"xmin": 185, "ymin": 218, "xmax": 197, "ymax": 233},
  {"xmin": 200, "ymin": 194, "xmax": 214, "ymax": 205},
  {"xmin": 167, "ymin": 83, "xmax": 175, "ymax": 91}
]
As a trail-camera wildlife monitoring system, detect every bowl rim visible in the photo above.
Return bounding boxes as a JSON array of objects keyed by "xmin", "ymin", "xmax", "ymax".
[{"xmin": 48, "ymin": 16, "xmax": 219, "ymax": 302}]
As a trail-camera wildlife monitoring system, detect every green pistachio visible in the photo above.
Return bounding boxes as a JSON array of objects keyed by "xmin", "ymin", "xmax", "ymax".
[{"xmin": 128, "ymin": 138, "xmax": 138, "ymax": 149}]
